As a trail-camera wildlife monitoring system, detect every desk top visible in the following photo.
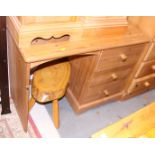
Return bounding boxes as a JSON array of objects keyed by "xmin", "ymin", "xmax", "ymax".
[{"xmin": 20, "ymin": 26, "xmax": 149, "ymax": 63}]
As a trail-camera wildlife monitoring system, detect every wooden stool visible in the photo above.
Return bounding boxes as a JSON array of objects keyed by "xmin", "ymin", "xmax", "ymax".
[{"xmin": 29, "ymin": 60, "xmax": 70, "ymax": 128}]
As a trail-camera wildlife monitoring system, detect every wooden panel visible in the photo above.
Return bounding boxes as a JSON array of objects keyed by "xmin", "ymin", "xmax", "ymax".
[
  {"xmin": 135, "ymin": 60, "xmax": 155, "ymax": 78},
  {"xmin": 69, "ymin": 53, "xmax": 100, "ymax": 100},
  {"xmin": 81, "ymin": 16, "xmax": 128, "ymax": 28},
  {"xmin": 17, "ymin": 16, "xmax": 77, "ymax": 25},
  {"xmin": 92, "ymin": 102, "xmax": 155, "ymax": 138},
  {"xmin": 7, "ymin": 32, "xmax": 30, "ymax": 131},
  {"xmin": 66, "ymin": 87, "xmax": 122, "ymax": 113},
  {"xmin": 144, "ymin": 42, "xmax": 155, "ymax": 61},
  {"xmin": 7, "ymin": 16, "xmax": 149, "ymax": 60},
  {"xmin": 127, "ymin": 74, "xmax": 155, "ymax": 95},
  {"xmin": 90, "ymin": 65, "xmax": 133, "ymax": 86},
  {"xmin": 20, "ymin": 31, "xmax": 148, "ymax": 63},
  {"xmin": 128, "ymin": 16, "xmax": 155, "ymax": 39},
  {"xmin": 80, "ymin": 79, "xmax": 125, "ymax": 104},
  {"xmin": 121, "ymin": 43, "xmax": 150, "ymax": 99},
  {"xmin": 96, "ymin": 44, "xmax": 146, "ymax": 71},
  {"xmin": 7, "ymin": 16, "xmax": 84, "ymax": 49}
]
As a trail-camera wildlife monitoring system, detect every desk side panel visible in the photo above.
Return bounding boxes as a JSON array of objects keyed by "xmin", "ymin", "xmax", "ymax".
[{"xmin": 7, "ymin": 32, "xmax": 30, "ymax": 131}]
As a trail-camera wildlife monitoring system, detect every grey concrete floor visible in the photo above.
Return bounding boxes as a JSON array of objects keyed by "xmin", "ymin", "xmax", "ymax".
[{"xmin": 45, "ymin": 89, "xmax": 155, "ymax": 138}]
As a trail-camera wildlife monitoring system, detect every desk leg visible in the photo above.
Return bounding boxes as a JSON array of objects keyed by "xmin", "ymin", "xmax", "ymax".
[
  {"xmin": 0, "ymin": 16, "xmax": 11, "ymax": 114},
  {"xmin": 7, "ymin": 33, "xmax": 30, "ymax": 132}
]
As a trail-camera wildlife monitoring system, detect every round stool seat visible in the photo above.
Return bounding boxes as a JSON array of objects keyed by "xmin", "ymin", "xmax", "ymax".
[{"xmin": 32, "ymin": 61, "xmax": 70, "ymax": 103}]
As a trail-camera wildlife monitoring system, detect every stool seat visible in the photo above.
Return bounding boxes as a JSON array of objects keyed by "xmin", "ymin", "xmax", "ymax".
[
  {"xmin": 29, "ymin": 60, "xmax": 70, "ymax": 128},
  {"xmin": 32, "ymin": 61, "xmax": 70, "ymax": 102}
]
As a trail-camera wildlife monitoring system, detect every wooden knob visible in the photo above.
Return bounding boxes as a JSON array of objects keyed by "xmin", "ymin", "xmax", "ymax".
[
  {"xmin": 151, "ymin": 65, "xmax": 155, "ymax": 71},
  {"xmin": 104, "ymin": 90, "xmax": 109, "ymax": 96},
  {"xmin": 144, "ymin": 81, "xmax": 150, "ymax": 87},
  {"xmin": 111, "ymin": 73, "xmax": 118, "ymax": 81},
  {"xmin": 120, "ymin": 54, "xmax": 127, "ymax": 61}
]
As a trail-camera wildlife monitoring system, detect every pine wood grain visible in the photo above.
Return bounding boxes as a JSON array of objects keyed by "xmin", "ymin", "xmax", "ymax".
[
  {"xmin": 144, "ymin": 42, "xmax": 155, "ymax": 61},
  {"xmin": 7, "ymin": 32, "xmax": 30, "ymax": 131},
  {"xmin": 18, "ymin": 26, "xmax": 149, "ymax": 63},
  {"xmin": 92, "ymin": 102, "xmax": 155, "ymax": 138},
  {"xmin": 66, "ymin": 43, "xmax": 148, "ymax": 112},
  {"xmin": 135, "ymin": 60, "xmax": 155, "ymax": 78},
  {"xmin": 7, "ymin": 16, "xmax": 155, "ymax": 130},
  {"xmin": 32, "ymin": 61, "xmax": 70, "ymax": 102}
]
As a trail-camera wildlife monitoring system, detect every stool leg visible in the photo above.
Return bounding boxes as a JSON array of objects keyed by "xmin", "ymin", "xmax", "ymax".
[
  {"xmin": 28, "ymin": 97, "xmax": 35, "ymax": 112},
  {"xmin": 52, "ymin": 99, "xmax": 59, "ymax": 128}
]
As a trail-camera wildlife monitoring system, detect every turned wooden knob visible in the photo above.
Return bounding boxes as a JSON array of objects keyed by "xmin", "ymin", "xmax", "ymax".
[
  {"xmin": 104, "ymin": 90, "xmax": 109, "ymax": 96},
  {"xmin": 120, "ymin": 54, "xmax": 127, "ymax": 61},
  {"xmin": 151, "ymin": 65, "xmax": 155, "ymax": 71},
  {"xmin": 111, "ymin": 73, "xmax": 118, "ymax": 80},
  {"xmin": 144, "ymin": 81, "xmax": 150, "ymax": 87}
]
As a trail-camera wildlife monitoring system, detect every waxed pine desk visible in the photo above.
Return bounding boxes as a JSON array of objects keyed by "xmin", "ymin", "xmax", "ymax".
[{"xmin": 6, "ymin": 16, "xmax": 149, "ymax": 131}]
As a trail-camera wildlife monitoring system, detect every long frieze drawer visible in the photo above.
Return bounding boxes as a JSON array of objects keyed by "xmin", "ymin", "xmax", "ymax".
[
  {"xmin": 127, "ymin": 74, "xmax": 155, "ymax": 95},
  {"xmin": 96, "ymin": 43, "xmax": 146, "ymax": 71},
  {"xmin": 80, "ymin": 81, "xmax": 125, "ymax": 104},
  {"xmin": 89, "ymin": 65, "xmax": 133, "ymax": 87},
  {"xmin": 135, "ymin": 60, "xmax": 155, "ymax": 78},
  {"xmin": 144, "ymin": 43, "xmax": 155, "ymax": 61}
]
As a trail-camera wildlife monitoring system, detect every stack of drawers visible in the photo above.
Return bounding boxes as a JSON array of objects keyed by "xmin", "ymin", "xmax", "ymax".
[
  {"xmin": 67, "ymin": 43, "xmax": 148, "ymax": 112},
  {"xmin": 127, "ymin": 42, "xmax": 155, "ymax": 96}
]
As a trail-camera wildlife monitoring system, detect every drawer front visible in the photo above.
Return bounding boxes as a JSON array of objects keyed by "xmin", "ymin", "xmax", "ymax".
[
  {"xmin": 80, "ymin": 80, "xmax": 124, "ymax": 104},
  {"xmin": 90, "ymin": 65, "xmax": 133, "ymax": 87},
  {"xmin": 96, "ymin": 44, "xmax": 146, "ymax": 71},
  {"xmin": 144, "ymin": 43, "xmax": 155, "ymax": 61},
  {"xmin": 135, "ymin": 60, "xmax": 155, "ymax": 78},
  {"xmin": 128, "ymin": 75, "xmax": 155, "ymax": 95}
]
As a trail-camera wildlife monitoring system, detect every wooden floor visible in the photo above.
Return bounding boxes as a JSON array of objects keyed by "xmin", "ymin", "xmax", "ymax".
[{"xmin": 92, "ymin": 102, "xmax": 155, "ymax": 138}]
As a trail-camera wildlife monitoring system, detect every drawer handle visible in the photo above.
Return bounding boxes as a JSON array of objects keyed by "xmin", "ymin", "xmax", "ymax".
[
  {"xmin": 120, "ymin": 54, "xmax": 127, "ymax": 62},
  {"xmin": 151, "ymin": 65, "xmax": 155, "ymax": 71},
  {"xmin": 111, "ymin": 73, "xmax": 118, "ymax": 81},
  {"xmin": 31, "ymin": 34, "xmax": 70, "ymax": 45},
  {"xmin": 144, "ymin": 81, "xmax": 150, "ymax": 87},
  {"xmin": 103, "ymin": 90, "xmax": 109, "ymax": 96}
]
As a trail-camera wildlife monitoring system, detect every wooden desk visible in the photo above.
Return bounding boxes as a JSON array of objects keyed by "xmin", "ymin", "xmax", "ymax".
[
  {"xmin": 0, "ymin": 16, "xmax": 11, "ymax": 114},
  {"xmin": 6, "ymin": 16, "xmax": 150, "ymax": 131}
]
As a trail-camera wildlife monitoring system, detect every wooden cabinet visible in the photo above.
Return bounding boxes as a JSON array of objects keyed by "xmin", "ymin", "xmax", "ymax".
[
  {"xmin": 7, "ymin": 16, "xmax": 151, "ymax": 130},
  {"xmin": 66, "ymin": 43, "xmax": 148, "ymax": 113}
]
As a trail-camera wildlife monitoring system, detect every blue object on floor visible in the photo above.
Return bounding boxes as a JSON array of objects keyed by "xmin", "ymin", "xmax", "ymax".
[{"xmin": 45, "ymin": 89, "xmax": 155, "ymax": 138}]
